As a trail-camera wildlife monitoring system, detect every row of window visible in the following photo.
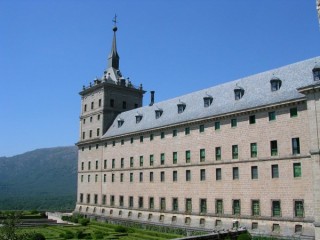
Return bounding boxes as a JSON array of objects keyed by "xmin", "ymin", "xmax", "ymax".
[
  {"xmin": 81, "ymin": 138, "xmax": 301, "ymax": 170},
  {"xmin": 80, "ymin": 162, "xmax": 302, "ymax": 183},
  {"xmin": 79, "ymin": 194, "xmax": 304, "ymax": 218},
  {"xmin": 83, "ymin": 99, "xmax": 139, "ymax": 112},
  {"xmin": 117, "ymin": 105, "xmax": 298, "ymax": 127},
  {"xmin": 82, "ymin": 114, "xmax": 101, "ymax": 125},
  {"xmin": 82, "ymin": 128, "xmax": 101, "ymax": 139}
]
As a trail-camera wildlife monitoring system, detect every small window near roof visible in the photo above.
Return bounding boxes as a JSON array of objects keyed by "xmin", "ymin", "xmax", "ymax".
[
  {"xmin": 234, "ymin": 86, "xmax": 244, "ymax": 100},
  {"xmin": 270, "ymin": 76, "xmax": 282, "ymax": 91},
  {"xmin": 313, "ymin": 64, "xmax": 320, "ymax": 81},
  {"xmin": 177, "ymin": 102, "xmax": 186, "ymax": 113},
  {"xmin": 118, "ymin": 119, "xmax": 124, "ymax": 128},
  {"xmin": 136, "ymin": 114, "xmax": 143, "ymax": 123},
  {"xmin": 155, "ymin": 109, "xmax": 163, "ymax": 119},
  {"xmin": 203, "ymin": 96, "xmax": 213, "ymax": 107}
]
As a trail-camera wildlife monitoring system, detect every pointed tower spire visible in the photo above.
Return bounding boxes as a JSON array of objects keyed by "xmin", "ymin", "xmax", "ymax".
[{"xmin": 108, "ymin": 15, "xmax": 120, "ymax": 70}]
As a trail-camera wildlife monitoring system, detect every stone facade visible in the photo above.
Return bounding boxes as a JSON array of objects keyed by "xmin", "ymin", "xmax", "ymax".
[{"xmin": 75, "ymin": 25, "xmax": 320, "ymax": 239}]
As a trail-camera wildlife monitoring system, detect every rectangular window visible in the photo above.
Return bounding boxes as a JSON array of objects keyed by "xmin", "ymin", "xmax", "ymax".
[
  {"xmin": 161, "ymin": 132, "xmax": 165, "ymax": 139},
  {"xmin": 88, "ymin": 161, "xmax": 91, "ymax": 170},
  {"xmin": 173, "ymin": 171, "xmax": 177, "ymax": 182},
  {"xmin": 91, "ymin": 102, "xmax": 94, "ymax": 110},
  {"xmin": 186, "ymin": 170, "xmax": 191, "ymax": 181},
  {"xmin": 80, "ymin": 193, "xmax": 84, "ymax": 203},
  {"xmin": 95, "ymin": 174, "xmax": 98, "ymax": 182},
  {"xmin": 87, "ymin": 175, "xmax": 90, "ymax": 182},
  {"xmin": 119, "ymin": 195, "xmax": 124, "ymax": 207},
  {"xmin": 139, "ymin": 156, "xmax": 143, "ymax": 167},
  {"xmin": 292, "ymin": 138, "xmax": 300, "ymax": 155},
  {"xmin": 185, "ymin": 198, "xmax": 192, "ymax": 213},
  {"xmin": 82, "ymin": 132, "xmax": 85, "ymax": 139},
  {"xmin": 120, "ymin": 173, "xmax": 124, "ymax": 182},
  {"xmin": 215, "ymin": 147, "xmax": 221, "ymax": 160},
  {"xmin": 232, "ymin": 145, "xmax": 238, "ymax": 159},
  {"xmin": 251, "ymin": 166, "xmax": 258, "ymax": 179},
  {"xmin": 122, "ymin": 101, "xmax": 127, "ymax": 109},
  {"xmin": 252, "ymin": 200, "xmax": 260, "ymax": 216},
  {"xmin": 216, "ymin": 199, "xmax": 223, "ymax": 214},
  {"xmin": 272, "ymin": 164, "xmax": 279, "ymax": 178},
  {"xmin": 102, "ymin": 195, "xmax": 106, "ymax": 205},
  {"xmin": 160, "ymin": 153, "xmax": 165, "ymax": 165},
  {"xmin": 129, "ymin": 196, "xmax": 133, "ymax": 208},
  {"xmin": 172, "ymin": 198, "xmax": 179, "ymax": 211},
  {"xmin": 140, "ymin": 136, "xmax": 143, "ymax": 142},
  {"xmin": 110, "ymin": 195, "xmax": 115, "ymax": 206},
  {"xmin": 293, "ymin": 163, "xmax": 301, "ymax": 178},
  {"xmin": 130, "ymin": 157, "xmax": 134, "ymax": 167},
  {"xmin": 81, "ymin": 162, "xmax": 84, "ymax": 170},
  {"xmin": 200, "ymin": 149, "xmax": 205, "ymax": 162},
  {"xmin": 112, "ymin": 159, "xmax": 115, "ymax": 168},
  {"xmin": 270, "ymin": 140, "xmax": 278, "ymax": 156},
  {"xmin": 231, "ymin": 118, "xmax": 237, "ymax": 127},
  {"xmin": 138, "ymin": 197, "xmax": 143, "ymax": 208},
  {"xmin": 81, "ymin": 175, "xmax": 83, "ymax": 182},
  {"xmin": 103, "ymin": 160, "xmax": 107, "ymax": 169},
  {"xmin": 87, "ymin": 194, "xmax": 90, "ymax": 203},
  {"xmin": 103, "ymin": 174, "xmax": 106, "ymax": 183},
  {"xmin": 84, "ymin": 104, "xmax": 87, "ymax": 112},
  {"xmin": 290, "ymin": 107, "xmax": 298, "ymax": 117},
  {"xmin": 160, "ymin": 171, "xmax": 165, "ymax": 182},
  {"xmin": 272, "ymin": 224, "xmax": 280, "ymax": 232},
  {"xmin": 199, "ymin": 124, "xmax": 205, "ymax": 133},
  {"xmin": 200, "ymin": 199, "xmax": 207, "ymax": 214},
  {"xmin": 216, "ymin": 168, "xmax": 222, "ymax": 180},
  {"xmin": 186, "ymin": 150, "xmax": 191, "ymax": 163},
  {"xmin": 149, "ymin": 155, "xmax": 154, "ymax": 166},
  {"xmin": 130, "ymin": 137, "xmax": 134, "ymax": 144},
  {"xmin": 111, "ymin": 174, "xmax": 114, "ymax": 182},
  {"xmin": 150, "ymin": 172, "xmax": 154, "ymax": 182},
  {"xmin": 173, "ymin": 152, "xmax": 178, "ymax": 164},
  {"xmin": 120, "ymin": 158, "xmax": 124, "ymax": 168},
  {"xmin": 215, "ymin": 121, "xmax": 220, "ymax": 130},
  {"xmin": 172, "ymin": 129, "xmax": 177, "ymax": 137},
  {"xmin": 97, "ymin": 128, "xmax": 100, "ymax": 137},
  {"xmin": 112, "ymin": 141, "xmax": 115, "ymax": 146},
  {"xmin": 130, "ymin": 173, "xmax": 133, "ymax": 182},
  {"xmin": 249, "ymin": 115, "xmax": 256, "ymax": 124},
  {"xmin": 149, "ymin": 197, "xmax": 154, "ymax": 209},
  {"xmin": 185, "ymin": 127, "xmax": 190, "ymax": 135},
  {"xmin": 233, "ymin": 167, "xmax": 239, "ymax": 180},
  {"xmin": 160, "ymin": 198, "xmax": 166, "ymax": 210},
  {"xmin": 150, "ymin": 134, "xmax": 154, "ymax": 141},
  {"xmin": 251, "ymin": 143, "xmax": 257, "ymax": 158},
  {"xmin": 89, "ymin": 130, "xmax": 92, "ymax": 138},
  {"xmin": 272, "ymin": 200, "xmax": 281, "ymax": 217},
  {"xmin": 200, "ymin": 169, "xmax": 206, "ymax": 181},
  {"xmin": 139, "ymin": 172, "xmax": 143, "ymax": 182},
  {"xmin": 294, "ymin": 200, "xmax": 304, "ymax": 217},
  {"xmin": 269, "ymin": 111, "xmax": 276, "ymax": 121},
  {"xmin": 233, "ymin": 200, "xmax": 241, "ymax": 215}
]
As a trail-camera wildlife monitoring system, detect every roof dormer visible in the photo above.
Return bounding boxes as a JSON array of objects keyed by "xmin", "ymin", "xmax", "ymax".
[
  {"xmin": 270, "ymin": 76, "xmax": 282, "ymax": 91},
  {"xmin": 155, "ymin": 109, "xmax": 163, "ymax": 119},
  {"xmin": 234, "ymin": 85, "xmax": 245, "ymax": 100},
  {"xmin": 117, "ymin": 118, "xmax": 124, "ymax": 128},
  {"xmin": 203, "ymin": 94, "xmax": 213, "ymax": 107},
  {"xmin": 135, "ymin": 113, "xmax": 143, "ymax": 123},
  {"xmin": 313, "ymin": 63, "xmax": 320, "ymax": 81},
  {"xmin": 177, "ymin": 101, "xmax": 186, "ymax": 113}
]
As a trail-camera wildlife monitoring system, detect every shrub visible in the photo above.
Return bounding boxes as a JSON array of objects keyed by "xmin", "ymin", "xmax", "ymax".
[
  {"xmin": 30, "ymin": 210, "xmax": 39, "ymax": 215},
  {"xmin": 79, "ymin": 218, "xmax": 90, "ymax": 226},
  {"xmin": 238, "ymin": 232, "xmax": 252, "ymax": 240},
  {"xmin": 63, "ymin": 230, "xmax": 74, "ymax": 239},
  {"xmin": 75, "ymin": 230, "xmax": 86, "ymax": 239},
  {"xmin": 28, "ymin": 232, "xmax": 46, "ymax": 240},
  {"xmin": 93, "ymin": 230, "xmax": 104, "ymax": 239},
  {"xmin": 114, "ymin": 225, "xmax": 128, "ymax": 233}
]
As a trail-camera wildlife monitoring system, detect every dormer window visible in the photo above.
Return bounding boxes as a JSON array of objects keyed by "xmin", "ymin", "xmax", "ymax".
[
  {"xmin": 270, "ymin": 77, "xmax": 282, "ymax": 91},
  {"xmin": 155, "ymin": 109, "xmax": 163, "ymax": 119},
  {"xmin": 234, "ymin": 86, "xmax": 244, "ymax": 100},
  {"xmin": 136, "ymin": 114, "xmax": 143, "ymax": 123},
  {"xmin": 117, "ymin": 118, "xmax": 124, "ymax": 128},
  {"xmin": 203, "ymin": 96, "xmax": 213, "ymax": 107},
  {"xmin": 177, "ymin": 102, "xmax": 186, "ymax": 113},
  {"xmin": 313, "ymin": 64, "xmax": 320, "ymax": 81}
]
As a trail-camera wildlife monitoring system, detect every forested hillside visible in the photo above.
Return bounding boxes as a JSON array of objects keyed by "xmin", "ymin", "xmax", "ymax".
[{"xmin": 0, "ymin": 146, "xmax": 77, "ymax": 211}]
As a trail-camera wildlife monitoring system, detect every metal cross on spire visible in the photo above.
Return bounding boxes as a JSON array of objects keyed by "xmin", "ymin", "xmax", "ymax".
[{"xmin": 113, "ymin": 14, "xmax": 118, "ymax": 27}]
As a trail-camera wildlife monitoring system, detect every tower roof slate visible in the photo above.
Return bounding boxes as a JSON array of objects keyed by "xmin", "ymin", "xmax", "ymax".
[{"xmin": 102, "ymin": 56, "xmax": 320, "ymax": 139}]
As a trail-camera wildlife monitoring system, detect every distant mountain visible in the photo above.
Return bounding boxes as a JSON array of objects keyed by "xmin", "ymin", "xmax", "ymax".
[{"xmin": 0, "ymin": 146, "xmax": 77, "ymax": 211}]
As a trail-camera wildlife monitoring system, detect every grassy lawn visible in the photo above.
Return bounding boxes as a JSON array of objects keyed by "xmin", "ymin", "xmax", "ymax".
[{"xmin": 19, "ymin": 221, "xmax": 184, "ymax": 240}]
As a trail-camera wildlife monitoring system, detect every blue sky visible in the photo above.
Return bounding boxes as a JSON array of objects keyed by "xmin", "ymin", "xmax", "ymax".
[{"xmin": 0, "ymin": 0, "xmax": 319, "ymax": 157}]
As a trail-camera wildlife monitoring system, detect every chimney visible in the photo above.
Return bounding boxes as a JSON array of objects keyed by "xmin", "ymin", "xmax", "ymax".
[{"xmin": 149, "ymin": 91, "xmax": 155, "ymax": 106}]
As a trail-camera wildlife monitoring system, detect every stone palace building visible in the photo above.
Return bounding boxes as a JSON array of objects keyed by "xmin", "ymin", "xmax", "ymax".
[{"xmin": 75, "ymin": 23, "xmax": 320, "ymax": 239}]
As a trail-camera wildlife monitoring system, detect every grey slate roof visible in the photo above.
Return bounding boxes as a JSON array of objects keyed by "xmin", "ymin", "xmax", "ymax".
[{"xmin": 102, "ymin": 56, "xmax": 320, "ymax": 139}]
